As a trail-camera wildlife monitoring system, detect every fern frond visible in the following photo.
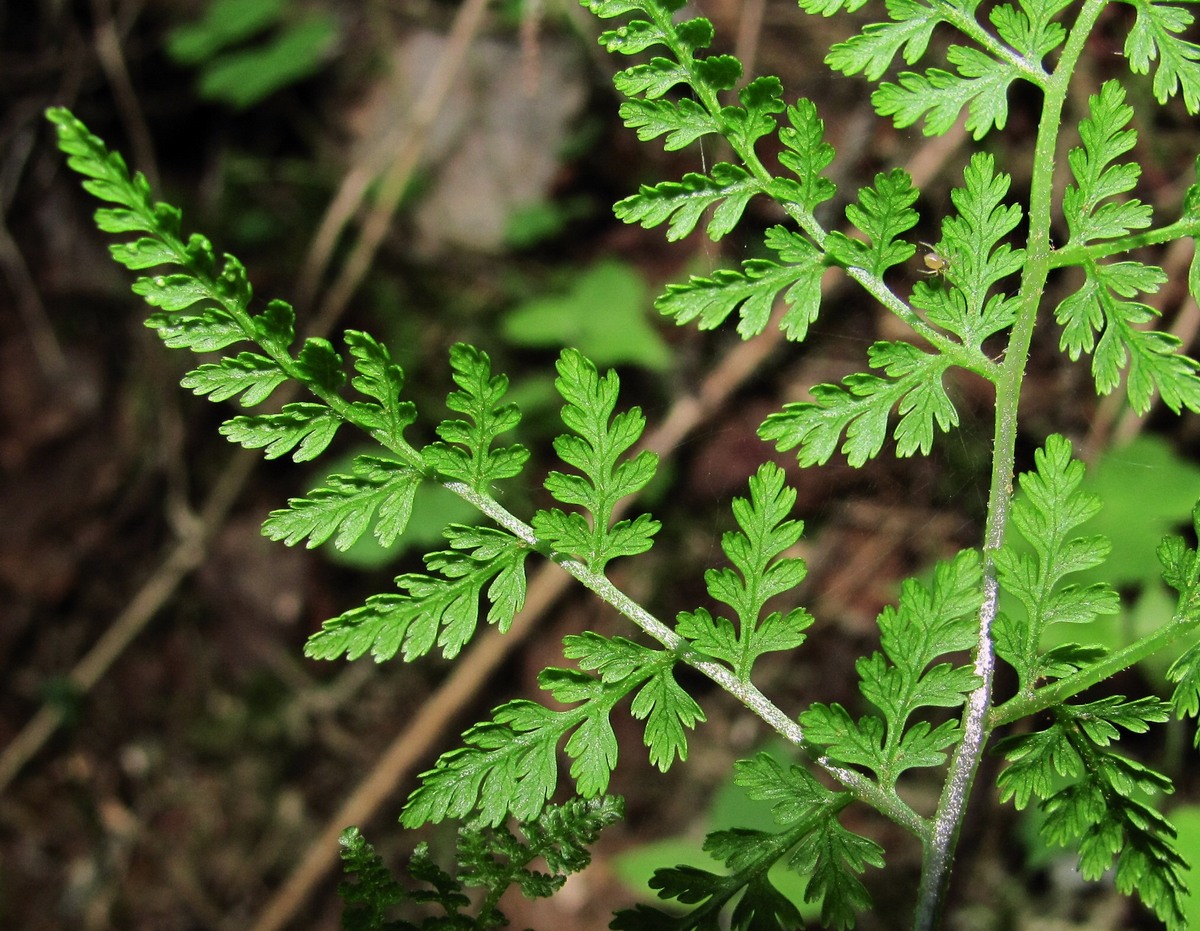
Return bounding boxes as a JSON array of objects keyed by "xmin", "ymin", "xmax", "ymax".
[
  {"xmin": 1054, "ymin": 260, "xmax": 1200, "ymax": 414},
  {"xmin": 533, "ymin": 349, "xmax": 659, "ymax": 570},
  {"xmin": 1062, "ymin": 81, "xmax": 1153, "ymax": 245},
  {"xmin": 995, "ymin": 698, "xmax": 1187, "ymax": 929},
  {"xmin": 914, "ymin": 152, "xmax": 1025, "ymax": 349},
  {"xmin": 759, "ymin": 340, "xmax": 957, "ymax": 467},
  {"xmin": 262, "ymin": 455, "xmax": 421, "ymax": 550},
  {"xmin": 655, "ymin": 226, "xmax": 824, "ymax": 340},
  {"xmin": 993, "ymin": 435, "xmax": 1121, "ymax": 692},
  {"xmin": 676, "ymin": 463, "xmax": 813, "ymax": 681},
  {"xmin": 824, "ymin": 169, "xmax": 920, "ymax": 277},
  {"xmin": 423, "ymin": 343, "xmax": 529, "ymax": 492},
  {"xmin": 305, "ymin": 525, "xmax": 529, "ymax": 662},
  {"xmin": 402, "ymin": 643, "xmax": 696, "ymax": 827},
  {"xmin": 1121, "ymin": 0, "xmax": 1200, "ymax": 112},
  {"xmin": 614, "ymin": 163, "xmax": 760, "ymax": 242},
  {"xmin": 801, "ymin": 550, "xmax": 982, "ymax": 787}
]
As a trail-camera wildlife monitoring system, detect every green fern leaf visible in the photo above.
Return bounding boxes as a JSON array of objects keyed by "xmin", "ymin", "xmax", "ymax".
[
  {"xmin": 824, "ymin": 169, "xmax": 919, "ymax": 277},
  {"xmin": 720, "ymin": 76, "xmax": 787, "ymax": 152},
  {"xmin": 179, "ymin": 351, "xmax": 287, "ymax": 405},
  {"xmin": 563, "ymin": 632, "xmax": 704, "ymax": 772},
  {"xmin": 794, "ymin": 814, "xmax": 886, "ymax": 930},
  {"xmin": 612, "ymin": 827, "xmax": 804, "ymax": 931},
  {"xmin": 995, "ymin": 699, "xmax": 1186, "ymax": 929},
  {"xmin": 873, "ymin": 46, "xmax": 1021, "ymax": 139},
  {"xmin": 613, "ymin": 58, "xmax": 691, "ymax": 98},
  {"xmin": 676, "ymin": 463, "xmax": 813, "ymax": 681},
  {"xmin": 1054, "ymin": 260, "xmax": 1200, "ymax": 413},
  {"xmin": 991, "ymin": 0, "xmax": 1070, "ymax": 62},
  {"xmin": 337, "ymin": 827, "xmax": 420, "ymax": 930},
  {"xmin": 343, "ymin": 329, "xmax": 418, "ymax": 448},
  {"xmin": 402, "ymin": 699, "xmax": 565, "ymax": 828},
  {"xmin": 618, "ymin": 98, "xmax": 719, "ymax": 150},
  {"xmin": 533, "ymin": 349, "xmax": 659, "ymax": 570},
  {"xmin": 1162, "ymin": 504, "xmax": 1200, "ymax": 730},
  {"xmin": 295, "ymin": 337, "xmax": 345, "ymax": 392},
  {"xmin": 405, "ymin": 642, "xmax": 692, "ymax": 828},
  {"xmin": 1122, "ymin": 0, "xmax": 1200, "ymax": 112},
  {"xmin": 825, "ymin": 0, "xmax": 947, "ymax": 81},
  {"xmin": 614, "ymin": 163, "xmax": 760, "ymax": 242},
  {"xmin": 1063, "ymin": 81, "xmax": 1153, "ymax": 244},
  {"xmin": 145, "ymin": 307, "xmax": 245, "ymax": 351},
  {"xmin": 914, "ymin": 152, "xmax": 1024, "ymax": 348},
  {"xmin": 774, "ymin": 98, "xmax": 837, "ymax": 212},
  {"xmin": 249, "ymin": 299, "xmax": 296, "ymax": 351},
  {"xmin": 423, "ymin": 343, "xmax": 529, "ymax": 491},
  {"xmin": 760, "ymin": 340, "xmax": 956, "ymax": 467},
  {"xmin": 599, "ymin": 17, "xmax": 688, "ymax": 55},
  {"xmin": 993, "ymin": 435, "xmax": 1121, "ymax": 692},
  {"xmin": 220, "ymin": 402, "xmax": 342, "ymax": 462},
  {"xmin": 305, "ymin": 525, "xmax": 529, "ymax": 662},
  {"xmin": 655, "ymin": 226, "xmax": 824, "ymax": 340},
  {"xmin": 262, "ymin": 455, "xmax": 421, "ymax": 550},
  {"xmin": 801, "ymin": 550, "xmax": 981, "ymax": 786},
  {"xmin": 798, "ymin": 0, "xmax": 870, "ymax": 16}
]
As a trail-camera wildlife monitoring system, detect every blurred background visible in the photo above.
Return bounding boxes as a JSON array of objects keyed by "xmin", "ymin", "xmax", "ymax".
[{"xmin": 3, "ymin": 0, "xmax": 1200, "ymax": 928}]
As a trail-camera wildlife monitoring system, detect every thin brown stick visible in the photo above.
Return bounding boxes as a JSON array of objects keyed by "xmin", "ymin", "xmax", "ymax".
[
  {"xmin": 89, "ymin": 0, "xmax": 159, "ymax": 191},
  {"xmin": 0, "ymin": 450, "xmax": 255, "ymax": 793},
  {"xmin": 298, "ymin": 0, "xmax": 492, "ymax": 326}
]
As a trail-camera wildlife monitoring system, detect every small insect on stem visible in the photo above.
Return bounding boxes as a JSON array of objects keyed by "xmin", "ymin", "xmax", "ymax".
[{"xmin": 920, "ymin": 242, "xmax": 950, "ymax": 278}]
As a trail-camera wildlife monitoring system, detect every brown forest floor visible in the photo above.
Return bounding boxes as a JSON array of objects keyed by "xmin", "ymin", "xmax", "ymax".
[{"xmin": 3, "ymin": 2, "xmax": 1200, "ymax": 930}]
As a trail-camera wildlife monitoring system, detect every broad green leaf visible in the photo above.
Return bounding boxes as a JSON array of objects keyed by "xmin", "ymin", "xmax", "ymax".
[{"xmin": 502, "ymin": 261, "xmax": 671, "ymax": 371}]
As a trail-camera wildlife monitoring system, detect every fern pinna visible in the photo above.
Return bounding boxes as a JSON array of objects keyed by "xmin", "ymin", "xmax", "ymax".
[{"xmin": 48, "ymin": 0, "xmax": 1200, "ymax": 924}]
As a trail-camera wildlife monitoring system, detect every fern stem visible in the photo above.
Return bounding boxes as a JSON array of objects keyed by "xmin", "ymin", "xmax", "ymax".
[
  {"xmin": 990, "ymin": 614, "xmax": 1200, "ymax": 729},
  {"xmin": 1049, "ymin": 216, "xmax": 1200, "ymax": 267},
  {"xmin": 575, "ymin": 562, "xmax": 932, "ymax": 838},
  {"xmin": 912, "ymin": 0, "xmax": 1111, "ymax": 926}
]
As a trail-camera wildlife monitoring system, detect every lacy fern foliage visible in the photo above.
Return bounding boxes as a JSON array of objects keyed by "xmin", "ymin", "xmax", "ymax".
[{"xmin": 47, "ymin": 0, "xmax": 1200, "ymax": 922}]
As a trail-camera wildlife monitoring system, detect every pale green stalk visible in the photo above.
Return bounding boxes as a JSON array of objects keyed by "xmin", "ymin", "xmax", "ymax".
[{"xmin": 912, "ymin": 0, "xmax": 1111, "ymax": 926}]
